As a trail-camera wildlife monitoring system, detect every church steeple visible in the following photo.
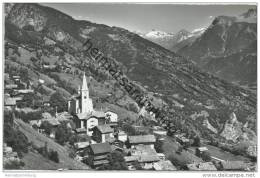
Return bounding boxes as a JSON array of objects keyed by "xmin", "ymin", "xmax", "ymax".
[
  {"xmin": 80, "ymin": 72, "xmax": 93, "ymax": 113},
  {"xmin": 82, "ymin": 72, "xmax": 88, "ymax": 91}
]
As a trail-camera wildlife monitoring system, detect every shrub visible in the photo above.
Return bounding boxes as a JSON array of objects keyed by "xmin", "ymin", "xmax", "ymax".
[
  {"xmin": 4, "ymin": 160, "xmax": 25, "ymax": 170},
  {"xmin": 55, "ymin": 122, "xmax": 73, "ymax": 145},
  {"xmin": 15, "ymin": 110, "xmax": 42, "ymax": 123},
  {"xmin": 201, "ymin": 151, "xmax": 211, "ymax": 162},
  {"xmin": 193, "ymin": 136, "xmax": 201, "ymax": 147},
  {"xmin": 154, "ymin": 139, "xmax": 163, "ymax": 153},
  {"xmin": 48, "ymin": 150, "xmax": 59, "ymax": 163},
  {"xmin": 34, "ymin": 143, "xmax": 59, "ymax": 163},
  {"xmin": 50, "ymin": 92, "xmax": 67, "ymax": 112},
  {"xmin": 4, "ymin": 112, "xmax": 29, "ymax": 156}
]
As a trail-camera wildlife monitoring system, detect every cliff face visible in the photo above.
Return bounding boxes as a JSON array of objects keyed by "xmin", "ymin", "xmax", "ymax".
[
  {"xmin": 220, "ymin": 112, "xmax": 256, "ymax": 143},
  {"xmin": 4, "ymin": 3, "xmax": 256, "ymax": 144}
]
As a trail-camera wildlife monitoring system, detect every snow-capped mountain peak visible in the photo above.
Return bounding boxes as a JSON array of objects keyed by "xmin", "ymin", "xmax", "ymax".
[
  {"xmin": 191, "ymin": 27, "xmax": 206, "ymax": 34},
  {"xmin": 144, "ymin": 29, "xmax": 174, "ymax": 38}
]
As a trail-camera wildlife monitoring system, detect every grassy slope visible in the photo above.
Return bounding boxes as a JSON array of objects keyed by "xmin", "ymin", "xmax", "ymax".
[{"xmin": 15, "ymin": 119, "xmax": 90, "ymax": 170}]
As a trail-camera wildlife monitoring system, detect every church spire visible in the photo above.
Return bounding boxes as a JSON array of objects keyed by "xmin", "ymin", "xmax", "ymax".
[{"xmin": 82, "ymin": 72, "xmax": 88, "ymax": 91}]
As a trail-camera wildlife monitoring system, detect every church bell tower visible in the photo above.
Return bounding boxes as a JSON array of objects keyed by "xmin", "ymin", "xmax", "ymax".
[{"xmin": 80, "ymin": 72, "xmax": 93, "ymax": 113}]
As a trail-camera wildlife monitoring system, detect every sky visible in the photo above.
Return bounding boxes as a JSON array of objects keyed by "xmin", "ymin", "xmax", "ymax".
[{"xmin": 42, "ymin": 3, "xmax": 256, "ymax": 34}]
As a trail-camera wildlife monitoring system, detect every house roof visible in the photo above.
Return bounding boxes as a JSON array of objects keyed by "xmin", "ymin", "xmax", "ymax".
[
  {"xmin": 153, "ymin": 160, "xmax": 177, "ymax": 171},
  {"xmin": 56, "ymin": 112, "xmax": 72, "ymax": 121},
  {"xmin": 74, "ymin": 142, "xmax": 90, "ymax": 149},
  {"xmin": 92, "ymin": 110, "xmax": 106, "ymax": 118},
  {"xmin": 29, "ymin": 120, "xmax": 42, "ymax": 127},
  {"xmin": 157, "ymin": 153, "xmax": 166, "ymax": 157},
  {"xmin": 96, "ymin": 125, "xmax": 113, "ymax": 134},
  {"xmin": 118, "ymin": 131, "xmax": 127, "ymax": 136},
  {"xmin": 131, "ymin": 145, "xmax": 157, "ymax": 156},
  {"xmin": 42, "ymin": 112, "xmax": 54, "ymax": 120},
  {"xmin": 93, "ymin": 159, "xmax": 109, "ymax": 166},
  {"xmin": 186, "ymin": 162, "xmax": 217, "ymax": 171},
  {"xmin": 17, "ymin": 89, "xmax": 34, "ymax": 94},
  {"xmin": 138, "ymin": 155, "xmax": 160, "ymax": 163},
  {"xmin": 93, "ymin": 154, "xmax": 108, "ymax": 160},
  {"xmin": 75, "ymin": 128, "xmax": 87, "ymax": 133},
  {"xmin": 124, "ymin": 155, "xmax": 160, "ymax": 163},
  {"xmin": 44, "ymin": 119, "xmax": 60, "ymax": 126},
  {"xmin": 128, "ymin": 135, "xmax": 156, "ymax": 144},
  {"xmin": 197, "ymin": 147, "xmax": 208, "ymax": 152},
  {"xmin": 5, "ymin": 84, "xmax": 18, "ymax": 89},
  {"xmin": 124, "ymin": 156, "xmax": 138, "ymax": 162},
  {"xmin": 105, "ymin": 110, "xmax": 117, "ymax": 115},
  {"xmin": 89, "ymin": 142, "xmax": 112, "ymax": 155},
  {"xmin": 76, "ymin": 111, "xmax": 105, "ymax": 120},
  {"xmin": 221, "ymin": 161, "xmax": 247, "ymax": 170}
]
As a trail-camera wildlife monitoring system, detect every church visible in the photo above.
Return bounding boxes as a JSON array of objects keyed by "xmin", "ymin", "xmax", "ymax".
[{"xmin": 68, "ymin": 73, "xmax": 106, "ymax": 136}]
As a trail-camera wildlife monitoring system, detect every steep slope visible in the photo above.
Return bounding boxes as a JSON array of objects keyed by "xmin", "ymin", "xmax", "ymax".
[
  {"xmin": 15, "ymin": 119, "xmax": 90, "ymax": 170},
  {"xmin": 178, "ymin": 8, "xmax": 257, "ymax": 86},
  {"xmin": 5, "ymin": 3, "xmax": 256, "ymax": 146}
]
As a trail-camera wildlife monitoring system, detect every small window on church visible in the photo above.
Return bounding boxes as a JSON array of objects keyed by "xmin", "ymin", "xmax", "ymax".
[{"xmin": 84, "ymin": 96, "xmax": 87, "ymax": 99}]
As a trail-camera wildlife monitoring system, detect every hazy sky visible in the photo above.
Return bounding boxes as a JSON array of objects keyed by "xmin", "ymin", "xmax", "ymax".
[{"xmin": 42, "ymin": 3, "xmax": 256, "ymax": 33}]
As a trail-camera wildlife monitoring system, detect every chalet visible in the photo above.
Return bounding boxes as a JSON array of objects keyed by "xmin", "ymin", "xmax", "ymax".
[
  {"xmin": 15, "ymin": 89, "xmax": 34, "ymax": 94},
  {"xmin": 105, "ymin": 110, "xmax": 118, "ymax": 123},
  {"xmin": 73, "ymin": 111, "xmax": 106, "ymax": 136},
  {"xmin": 74, "ymin": 141, "xmax": 90, "ymax": 152},
  {"xmin": 40, "ymin": 119, "xmax": 60, "ymax": 138},
  {"xmin": 56, "ymin": 112, "xmax": 73, "ymax": 122},
  {"xmin": 124, "ymin": 155, "xmax": 160, "ymax": 170},
  {"xmin": 153, "ymin": 160, "xmax": 177, "ymax": 171},
  {"xmin": 12, "ymin": 75, "xmax": 21, "ymax": 83},
  {"xmin": 131, "ymin": 145, "xmax": 157, "ymax": 156},
  {"xmin": 38, "ymin": 79, "xmax": 45, "ymax": 84},
  {"xmin": 127, "ymin": 135, "xmax": 156, "ymax": 149},
  {"xmin": 220, "ymin": 161, "xmax": 248, "ymax": 171},
  {"xmin": 42, "ymin": 96, "xmax": 51, "ymax": 107},
  {"xmin": 3, "ymin": 144, "xmax": 20, "ymax": 164},
  {"xmin": 139, "ymin": 155, "xmax": 160, "ymax": 170},
  {"xmin": 116, "ymin": 131, "xmax": 128, "ymax": 142},
  {"xmin": 153, "ymin": 126, "xmax": 167, "ymax": 136},
  {"xmin": 75, "ymin": 128, "xmax": 87, "ymax": 135},
  {"xmin": 92, "ymin": 125, "xmax": 114, "ymax": 143},
  {"xmin": 29, "ymin": 120, "xmax": 42, "ymax": 132},
  {"xmin": 196, "ymin": 147, "xmax": 209, "ymax": 157},
  {"xmin": 5, "ymin": 84, "xmax": 18, "ymax": 90},
  {"xmin": 175, "ymin": 133, "xmax": 190, "ymax": 145},
  {"xmin": 42, "ymin": 64, "xmax": 57, "ymax": 70},
  {"xmin": 4, "ymin": 97, "xmax": 16, "ymax": 110},
  {"xmin": 186, "ymin": 162, "xmax": 217, "ymax": 171},
  {"xmin": 111, "ymin": 145, "xmax": 124, "ymax": 153},
  {"xmin": 124, "ymin": 155, "xmax": 139, "ymax": 166},
  {"xmin": 87, "ymin": 142, "xmax": 112, "ymax": 168}
]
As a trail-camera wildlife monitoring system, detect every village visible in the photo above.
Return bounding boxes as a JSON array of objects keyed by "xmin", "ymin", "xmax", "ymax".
[{"xmin": 4, "ymin": 71, "xmax": 256, "ymax": 171}]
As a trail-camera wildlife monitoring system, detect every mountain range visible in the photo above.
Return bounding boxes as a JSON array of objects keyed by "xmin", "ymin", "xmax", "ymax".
[
  {"xmin": 136, "ymin": 27, "xmax": 205, "ymax": 52},
  {"xmin": 137, "ymin": 9, "xmax": 257, "ymax": 87},
  {"xmin": 4, "ymin": 3, "xmax": 256, "ymax": 151},
  {"xmin": 178, "ymin": 8, "xmax": 257, "ymax": 87}
]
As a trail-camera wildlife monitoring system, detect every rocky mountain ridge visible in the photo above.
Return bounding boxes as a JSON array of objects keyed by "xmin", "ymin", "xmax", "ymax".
[{"xmin": 178, "ymin": 8, "xmax": 257, "ymax": 86}]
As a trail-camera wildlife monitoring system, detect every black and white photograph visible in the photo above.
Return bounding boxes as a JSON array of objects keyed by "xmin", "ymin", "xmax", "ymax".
[{"xmin": 1, "ymin": 0, "xmax": 258, "ymax": 174}]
